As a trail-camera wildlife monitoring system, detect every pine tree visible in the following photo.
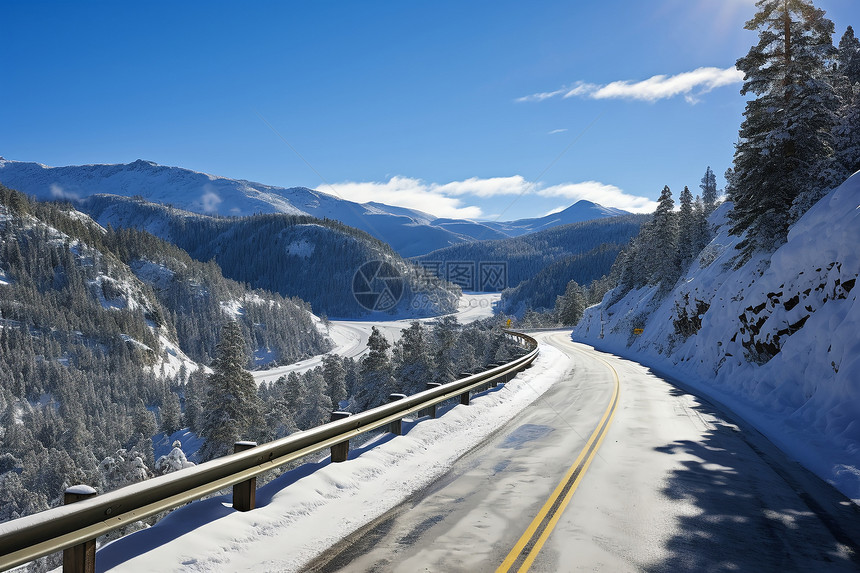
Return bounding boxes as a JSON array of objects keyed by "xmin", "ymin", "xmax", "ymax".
[
  {"xmin": 555, "ymin": 280, "xmax": 587, "ymax": 325},
  {"xmin": 677, "ymin": 186, "xmax": 697, "ymax": 267},
  {"xmin": 692, "ymin": 195, "xmax": 711, "ymax": 258},
  {"xmin": 392, "ymin": 322, "xmax": 434, "ymax": 395},
  {"xmin": 322, "ymin": 354, "xmax": 347, "ymax": 409},
  {"xmin": 835, "ymin": 26, "xmax": 860, "ymax": 101},
  {"xmin": 700, "ymin": 166, "xmax": 718, "ymax": 217},
  {"xmin": 282, "ymin": 372, "xmax": 305, "ymax": 415},
  {"xmin": 430, "ymin": 316, "xmax": 459, "ymax": 384},
  {"xmin": 649, "ymin": 186, "xmax": 680, "ymax": 288},
  {"xmin": 296, "ymin": 369, "xmax": 332, "ymax": 429},
  {"xmin": 353, "ymin": 327, "xmax": 393, "ymax": 410},
  {"xmin": 154, "ymin": 440, "xmax": 196, "ymax": 475},
  {"xmin": 833, "ymin": 26, "xmax": 860, "ymax": 179},
  {"xmin": 198, "ymin": 321, "xmax": 262, "ymax": 461},
  {"xmin": 729, "ymin": 0, "xmax": 838, "ymax": 262},
  {"xmin": 159, "ymin": 387, "xmax": 182, "ymax": 435}
]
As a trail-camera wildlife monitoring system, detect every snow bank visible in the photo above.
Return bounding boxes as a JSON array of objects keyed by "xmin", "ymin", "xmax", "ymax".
[
  {"xmin": 94, "ymin": 345, "xmax": 568, "ymax": 572},
  {"xmin": 575, "ymin": 173, "xmax": 860, "ymax": 502}
]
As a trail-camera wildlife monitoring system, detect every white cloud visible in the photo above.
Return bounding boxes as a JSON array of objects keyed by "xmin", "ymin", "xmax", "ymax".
[
  {"xmin": 432, "ymin": 176, "xmax": 530, "ymax": 198},
  {"xmin": 519, "ymin": 66, "xmax": 744, "ymax": 104},
  {"xmin": 50, "ymin": 183, "xmax": 79, "ymax": 201},
  {"xmin": 515, "ymin": 88, "xmax": 567, "ymax": 103},
  {"xmin": 325, "ymin": 177, "xmax": 485, "ymax": 219},
  {"xmin": 547, "ymin": 128, "xmax": 568, "ymax": 135},
  {"xmin": 542, "ymin": 206, "xmax": 567, "ymax": 217},
  {"xmin": 200, "ymin": 188, "xmax": 222, "ymax": 213},
  {"xmin": 325, "ymin": 175, "xmax": 656, "ymax": 219},
  {"xmin": 538, "ymin": 181, "xmax": 658, "ymax": 213}
]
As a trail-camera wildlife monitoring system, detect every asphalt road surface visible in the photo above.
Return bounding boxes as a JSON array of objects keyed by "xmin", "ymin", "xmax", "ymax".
[{"xmin": 303, "ymin": 331, "xmax": 860, "ymax": 572}]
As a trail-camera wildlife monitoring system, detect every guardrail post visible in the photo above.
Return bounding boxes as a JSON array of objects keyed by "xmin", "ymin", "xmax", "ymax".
[
  {"xmin": 63, "ymin": 485, "xmax": 97, "ymax": 573},
  {"xmin": 232, "ymin": 441, "xmax": 257, "ymax": 512},
  {"xmin": 330, "ymin": 411, "xmax": 352, "ymax": 462},
  {"xmin": 458, "ymin": 376, "xmax": 471, "ymax": 406},
  {"xmin": 425, "ymin": 382, "xmax": 442, "ymax": 418},
  {"xmin": 487, "ymin": 364, "xmax": 500, "ymax": 387},
  {"xmin": 388, "ymin": 393, "xmax": 407, "ymax": 435},
  {"xmin": 459, "ymin": 391, "xmax": 470, "ymax": 405}
]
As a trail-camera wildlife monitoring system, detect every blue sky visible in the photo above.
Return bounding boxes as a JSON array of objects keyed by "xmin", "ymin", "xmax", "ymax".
[{"xmin": 1, "ymin": 1, "xmax": 855, "ymax": 220}]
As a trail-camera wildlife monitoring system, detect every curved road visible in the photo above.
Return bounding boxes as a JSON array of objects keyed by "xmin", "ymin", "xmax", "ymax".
[
  {"xmin": 304, "ymin": 331, "xmax": 860, "ymax": 572},
  {"xmin": 253, "ymin": 293, "xmax": 500, "ymax": 385}
]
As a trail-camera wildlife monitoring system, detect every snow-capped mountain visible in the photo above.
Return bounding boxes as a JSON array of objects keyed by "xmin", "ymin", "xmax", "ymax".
[
  {"xmin": 574, "ymin": 172, "xmax": 860, "ymax": 503},
  {"xmin": 76, "ymin": 194, "xmax": 462, "ymax": 318},
  {"xmin": 0, "ymin": 158, "xmax": 628, "ymax": 257}
]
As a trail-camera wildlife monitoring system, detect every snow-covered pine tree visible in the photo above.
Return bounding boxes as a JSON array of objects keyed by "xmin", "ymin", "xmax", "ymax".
[
  {"xmin": 835, "ymin": 25, "xmax": 860, "ymax": 102},
  {"xmin": 296, "ymin": 369, "xmax": 333, "ymax": 430},
  {"xmin": 282, "ymin": 371, "xmax": 305, "ymax": 416},
  {"xmin": 154, "ymin": 440, "xmax": 195, "ymax": 475},
  {"xmin": 555, "ymin": 280, "xmax": 588, "ymax": 325},
  {"xmin": 729, "ymin": 0, "xmax": 838, "ymax": 263},
  {"xmin": 649, "ymin": 186, "xmax": 680, "ymax": 288},
  {"xmin": 677, "ymin": 186, "xmax": 697, "ymax": 268},
  {"xmin": 833, "ymin": 26, "xmax": 860, "ymax": 180},
  {"xmin": 158, "ymin": 385, "xmax": 182, "ymax": 435},
  {"xmin": 353, "ymin": 326, "xmax": 394, "ymax": 410},
  {"xmin": 700, "ymin": 166, "xmax": 718, "ymax": 217},
  {"xmin": 431, "ymin": 316, "xmax": 459, "ymax": 384},
  {"xmin": 692, "ymin": 195, "xmax": 710, "ymax": 258},
  {"xmin": 322, "ymin": 353, "xmax": 347, "ymax": 408},
  {"xmin": 392, "ymin": 321, "xmax": 434, "ymax": 396},
  {"xmin": 198, "ymin": 321, "xmax": 262, "ymax": 461}
]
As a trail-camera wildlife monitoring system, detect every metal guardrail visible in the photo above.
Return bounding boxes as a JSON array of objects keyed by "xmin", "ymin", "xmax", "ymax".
[{"xmin": 0, "ymin": 331, "xmax": 538, "ymax": 572}]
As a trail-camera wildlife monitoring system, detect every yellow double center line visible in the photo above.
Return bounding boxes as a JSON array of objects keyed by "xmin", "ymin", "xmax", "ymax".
[{"xmin": 497, "ymin": 346, "xmax": 621, "ymax": 573}]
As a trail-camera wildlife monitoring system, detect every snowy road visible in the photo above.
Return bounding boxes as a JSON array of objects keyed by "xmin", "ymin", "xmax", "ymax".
[
  {"xmin": 252, "ymin": 293, "xmax": 500, "ymax": 385},
  {"xmin": 304, "ymin": 331, "xmax": 860, "ymax": 572}
]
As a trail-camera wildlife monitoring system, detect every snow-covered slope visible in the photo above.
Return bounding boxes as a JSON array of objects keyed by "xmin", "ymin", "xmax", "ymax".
[
  {"xmin": 575, "ymin": 172, "xmax": 860, "ymax": 503},
  {"xmin": 0, "ymin": 158, "xmax": 627, "ymax": 257}
]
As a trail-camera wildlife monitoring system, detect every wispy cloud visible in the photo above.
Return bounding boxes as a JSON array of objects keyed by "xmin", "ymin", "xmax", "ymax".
[
  {"xmin": 326, "ymin": 175, "xmax": 656, "ymax": 218},
  {"xmin": 547, "ymin": 128, "xmax": 568, "ymax": 135},
  {"xmin": 516, "ymin": 88, "xmax": 567, "ymax": 103},
  {"xmin": 518, "ymin": 66, "xmax": 744, "ymax": 104},
  {"xmin": 433, "ymin": 176, "xmax": 529, "ymax": 198},
  {"xmin": 199, "ymin": 184, "xmax": 223, "ymax": 213},
  {"xmin": 325, "ymin": 177, "xmax": 485, "ymax": 219},
  {"xmin": 50, "ymin": 183, "xmax": 79, "ymax": 201},
  {"xmin": 542, "ymin": 205, "xmax": 567, "ymax": 217},
  {"xmin": 538, "ymin": 181, "xmax": 658, "ymax": 212}
]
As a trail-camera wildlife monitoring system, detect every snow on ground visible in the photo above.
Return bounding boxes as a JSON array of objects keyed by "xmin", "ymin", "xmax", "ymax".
[
  {"xmin": 129, "ymin": 260, "xmax": 178, "ymax": 291},
  {"xmin": 153, "ymin": 430, "xmax": 205, "ymax": 463},
  {"xmin": 95, "ymin": 344, "xmax": 566, "ymax": 572},
  {"xmin": 252, "ymin": 321, "xmax": 367, "ymax": 385},
  {"xmin": 251, "ymin": 292, "xmax": 500, "ymax": 385},
  {"xmin": 151, "ymin": 332, "xmax": 201, "ymax": 380},
  {"xmin": 575, "ymin": 172, "xmax": 860, "ymax": 503}
]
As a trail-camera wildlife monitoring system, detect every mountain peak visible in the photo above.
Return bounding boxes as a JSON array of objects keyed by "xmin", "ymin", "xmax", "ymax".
[{"xmin": 130, "ymin": 159, "xmax": 159, "ymax": 168}]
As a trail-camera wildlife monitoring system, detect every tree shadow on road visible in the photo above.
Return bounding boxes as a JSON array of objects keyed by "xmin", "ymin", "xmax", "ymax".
[{"xmin": 645, "ymin": 388, "xmax": 860, "ymax": 573}]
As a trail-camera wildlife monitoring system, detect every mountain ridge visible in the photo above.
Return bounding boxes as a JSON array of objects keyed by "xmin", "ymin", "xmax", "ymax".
[{"xmin": 0, "ymin": 158, "xmax": 629, "ymax": 257}]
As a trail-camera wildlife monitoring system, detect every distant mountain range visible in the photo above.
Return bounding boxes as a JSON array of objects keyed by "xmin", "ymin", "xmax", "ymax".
[{"xmin": 0, "ymin": 158, "xmax": 628, "ymax": 257}]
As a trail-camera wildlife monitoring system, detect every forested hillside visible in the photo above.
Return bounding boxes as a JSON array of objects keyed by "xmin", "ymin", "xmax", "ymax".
[
  {"xmin": 415, "ymin": 214, "xmax": 644, "ymax": 301},
  {"xmin": 0, "ymin": 184, "xmax": 330, "ymax": 524},
  {"xmin": 499, "ymin": 244, "xmax": 621, "ymax": 315},
  {"xmin": 80, "ymin": 195, "xmax": 461, "ymax": 318}
]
